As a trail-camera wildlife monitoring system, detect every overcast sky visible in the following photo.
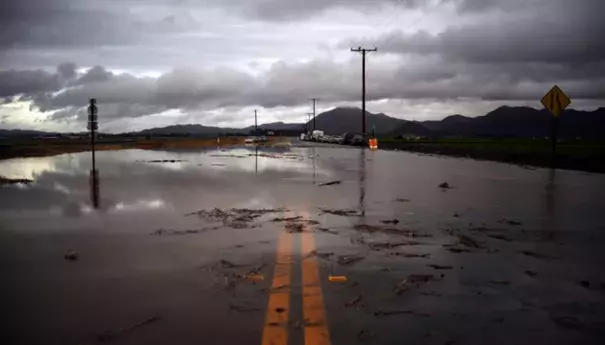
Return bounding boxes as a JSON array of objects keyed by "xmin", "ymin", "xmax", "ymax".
[{"xmin": 1, "ymin": 0, "xmax": 604, "ymax": 132}]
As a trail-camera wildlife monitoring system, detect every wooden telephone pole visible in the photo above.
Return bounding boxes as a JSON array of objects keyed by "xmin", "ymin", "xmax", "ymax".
[{"xmin": 351, "ymin": 47, "xmax": 377, "ymax": 136}]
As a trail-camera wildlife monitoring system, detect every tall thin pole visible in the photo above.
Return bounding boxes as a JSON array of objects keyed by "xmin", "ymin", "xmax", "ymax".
[
  {"xmin": 310, "ymin": 98, "xmax": 319, "ymax": 131},
  {"xmin": 254, "ymin": 109, "xmax": 258, "ymax": 133},
  {"xmin": 306, "ymin": 112, "xmax": 314, "ymax": 133},
  {"xmin": 351, "ymin": 47, "xmax": 377, "ymax": 136}
]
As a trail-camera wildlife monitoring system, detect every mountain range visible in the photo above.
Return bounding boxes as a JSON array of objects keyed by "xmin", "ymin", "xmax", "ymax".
[{"xmin": 1, "ymin": 106, "xmax": 603, "ymax": 139}]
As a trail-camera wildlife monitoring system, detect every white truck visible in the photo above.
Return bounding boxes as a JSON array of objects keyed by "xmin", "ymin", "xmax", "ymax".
[{"xmin": 311, "ymin": 130, "xmax": 324, "ymax": 142}]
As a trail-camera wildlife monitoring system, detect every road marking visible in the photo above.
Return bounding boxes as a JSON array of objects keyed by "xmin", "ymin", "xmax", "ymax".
[
  {"xmin": 301, "ymin": 232, "xmax": 332, "ymax": 345},
  {"xmin": 261, "ymin": 231, "xmax": 293, "ymax": 345}
]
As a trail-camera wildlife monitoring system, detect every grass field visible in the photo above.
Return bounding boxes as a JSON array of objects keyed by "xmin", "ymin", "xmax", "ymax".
[{"xmin": 378, "ymin": 137, "xmax": 605, "ymax": 173}]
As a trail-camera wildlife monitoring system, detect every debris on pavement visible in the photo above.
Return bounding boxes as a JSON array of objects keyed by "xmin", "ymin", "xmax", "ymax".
[
  {"xmin": 316, "ymin": 252, "xmax": 335, "ymax": 260},
  {"xmin": 420, "ymin": 291, "xmax": 442, "ymax": 297},
  {"xmin": 456, "ymin": 234, "xmax": 482, "ymax": 248},
  {"xmin": 271, "ymin": 216, "xmax": 302, "ymax": 222},
  {"xmin": 394, "ymin": 198, "xmax": 411, "ymax": 202},
  {"xmin": 453, "ymin": 213, "xmax": 460, "ymax": 218},
  {"xmin": 392, "ymin": 252, "xmax": 430, "ymax": 258},
  {"xmin": 184, "ymin": 207, "xmax": 286, "ymax": 228},
  {"xmin": 442, "ymin": 245, "xmax": 471, "ymax": 253},
  {"xmin": 319, "ymin": 208, "xmax": 360, "ymax": 216},
  {"xmin": 0, "ymin": 176, "xmax": 34, "ymax": 185},
  {"xmin": 498, "ymin": 218, "xmax": 523, "ymax": 226},
  {"xmin": 229, "ymin": 304, "xmax": 262, "ymax": 313},
  {"xmin": 97, "ymin": 316, "xmax": 161, "ymax": 342},
  {"xmin": 439, "ymin": 182, "xmax": 452, "ymax": 189},
  {"xmin": 428, "ymin": 264, "xmax": 453, "ymax": 270},
  {"xmin": 138, "ymin": 159, "xmax": 187, "ymax": 163},
  {"xmin": 318, "ymin": 180, "xmax": 342, "ymax": 186},
  {"xmin": 373, "ymin": 309, "xmax": 431, "ymax": 317},
  {"xmin": 488, "ymin": 234, "xmax": 513, "ymax": 241},
  {"xmin": 285, "ymin": 223, "xmax": 305, "ymax": 233},
  {"xmin": 337, "ymin": 254, "xmax": 365, "ymax": 265},
  {"xmin": 344, "ymin": 294, "xmax": 363, "ymax": 308},
  {"xmin": 380, "ymin": 219, "xmax": 400, "ymax": 225},
  {"xmin": 357, "ymin": 328, "xmax": 376, "ymax": 341},
  {"xmin": 152, "ymin": 227, "xmax": 220, "ymax": 235},
  {"xmin": 315, "ymin": 227, "xmax": 339, "ymax": 235},
  {"xmin": 525, "ymin": 270, "xmax": 538, "ymax": 277},
  {"xmin": 490, "ymin": 280, "xmax": 510, "ymax": 285},
  {"xmin": 579, "ymin": 280, "xmax": 591, "ymax": 289},
  {"xmin": 519, "ymin": 250, "xmax": 553, "ymax": 259},
  {"xmin": 64, "ymin": 250, "xmax": 78, "ymax": 261},
  {"xmin": 368, "ymin": 241, "xmax": 422, "ymax": 250},
  {"xmin": 393, "ymin": 274, "xmax": 436, "ymax": 295}
]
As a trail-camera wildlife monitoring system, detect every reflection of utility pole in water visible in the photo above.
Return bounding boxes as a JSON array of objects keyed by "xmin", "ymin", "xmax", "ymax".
[
  {"xmin": 311, "ymin": 146, "xmax": 316, "ymax": 185},
  {"xmin": 88, "ymin": 99, "xmax": 100, "ymax": 209},
  {"xmin": 358, "ymin": 148, "xmax": 366, "ymax": 218},
  {"xmin": 542, "ymin": 168, "xmax": 558, "ymax": 244},
  {"xmin": 255, "ymin": 145, "xmax": 259, "ymax": 175}
]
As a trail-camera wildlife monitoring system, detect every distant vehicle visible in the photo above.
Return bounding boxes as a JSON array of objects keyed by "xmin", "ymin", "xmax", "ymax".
[
  {"xmin": 311, "ymin": 130, "xmax": 324, "ymax": 142},
  {"xmin": 351, "ymin": 134, "xmax": 365, "ymax": 146},
  {"xmin": 244, "ymin": 136, "xmax": 256, "ymax": 143},
  {"xmin": 342, "ymin": 133, "xmax": 358, "ymax": 145},
  {"xmin": 300, "ymin": 133, "xmax": 307, "ymax": 141},
  {"xmin": 258, "ymin": 136, "xmax": 268, "ymax": 142},
  {"xmin": 331, "ymin": 135, "xmax": 344, "ymax": 144}
]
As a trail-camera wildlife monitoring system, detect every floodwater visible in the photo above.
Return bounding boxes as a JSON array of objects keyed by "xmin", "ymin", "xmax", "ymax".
[{"xmin": 1, "ymin": 142, "xmax": 604, "ymax": 345}]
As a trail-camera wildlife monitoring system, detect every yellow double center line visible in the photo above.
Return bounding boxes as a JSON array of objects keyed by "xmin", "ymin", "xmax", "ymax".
[{"xmin": 261, "ymin": 222, "xmax": 332, "ymax": 345}]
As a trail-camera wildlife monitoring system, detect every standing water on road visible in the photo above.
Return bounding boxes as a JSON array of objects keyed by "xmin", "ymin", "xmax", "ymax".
[{"xmin": 1, "ymin": 145, "xmax": 604, "ymax": 345}]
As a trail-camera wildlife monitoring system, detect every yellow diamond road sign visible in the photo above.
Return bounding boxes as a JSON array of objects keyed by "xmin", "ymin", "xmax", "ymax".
[{"xmin": 541, "ymin": 85, "xmax": 571, "ymax": 117}]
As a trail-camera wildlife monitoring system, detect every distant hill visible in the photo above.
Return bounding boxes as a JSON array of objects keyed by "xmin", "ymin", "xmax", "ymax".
[
  {"xmin": 2, "ymin": 106, "xmax": 602, "ymax": 139},
  {"xmin": 243, "ymin": 122, "xmax": 304, "ymax": 131},
  {"xmin": 305, "ymin": 107, "xmax": 414, "ymax": 135},
  {"xmin": 134, "ymin": 124, "xmax": 240, "ymax": 136},
  {"xmin": 418, "ymin": 106, "xmax": 605, "ymax": 139}
]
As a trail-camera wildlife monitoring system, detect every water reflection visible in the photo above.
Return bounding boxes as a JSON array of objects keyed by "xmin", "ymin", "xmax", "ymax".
[
  {"xmin": 90, "ymin": 169, "xmax": 100, "ymax": 209},
  {"xmin": 358, "ymin": 148, "xmax": 366, "ymax": 218}
]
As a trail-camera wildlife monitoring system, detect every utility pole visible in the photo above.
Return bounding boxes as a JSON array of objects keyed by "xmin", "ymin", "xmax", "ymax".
[
  {"xmin": 351, "ymin": 47, "xmax": 377, "ymax": 136},
  {"xmin": 310, "ymin": 98, "xmax": 319, "ymax": 131},
  {"xmin": 306, "ymin": 112, "xmax": 314, "ymax": 134},
  {"xmin": 254, "ymin": 109, "xmax": 258, "ymax": 134}
]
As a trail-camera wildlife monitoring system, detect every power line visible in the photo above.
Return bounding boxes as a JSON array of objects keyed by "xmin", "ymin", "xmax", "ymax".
[{"xmin": 351, "ymin": 47, "xmax": 377, "ymax": 136}]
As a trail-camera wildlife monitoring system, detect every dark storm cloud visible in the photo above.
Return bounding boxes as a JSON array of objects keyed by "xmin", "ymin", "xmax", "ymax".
[{"xmin": 0, "ymin": 69, "xmax": 61, "ymax": 97}]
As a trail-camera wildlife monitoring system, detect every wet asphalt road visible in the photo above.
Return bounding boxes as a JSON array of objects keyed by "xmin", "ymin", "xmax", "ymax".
[{"xmin": 1, "ymin": 139, "xmax": 604, "ymax": 345}]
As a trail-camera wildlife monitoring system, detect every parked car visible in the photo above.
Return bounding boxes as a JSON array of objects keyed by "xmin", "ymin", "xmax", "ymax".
[
  {"xmin": 342, "ymin": 133, "xmax": 358, "ymax": 145},
  {"xmin": 351, "ymin": 134, "xmax": 365, "ymax": 146},
  {"xmin": 311, "ymin": 130, "xmax": 324, "ymax": 142},
  {"xmin": 258, "ymin": 136, "xmax": 268, "ymax": 142},
  {"xmin": 331, "ymin": 135, "xmax": 344, "ymax": 144},
  {"xmin": 244, "ymin": 136, "xmax": 256, "ymax": 143}
]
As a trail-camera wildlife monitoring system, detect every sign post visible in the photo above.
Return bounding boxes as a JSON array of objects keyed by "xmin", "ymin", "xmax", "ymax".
[{"xmin": 540, "ymin": 85, "xmax": 571, "ymax": 167}]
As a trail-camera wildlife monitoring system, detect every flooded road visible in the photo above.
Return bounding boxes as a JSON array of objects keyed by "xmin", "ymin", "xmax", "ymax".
[{"xmin": 1, "ymin": 141, "xmax": 604, "ymax": 345}]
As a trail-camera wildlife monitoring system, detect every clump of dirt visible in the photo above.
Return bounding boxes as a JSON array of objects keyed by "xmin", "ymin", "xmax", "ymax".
[
  {"xmin": 498, "ymin": 218, "xmax": 522, "ymax": 226},
  {"xmin": 320, "ymin": 208, "xmax": 360, "ymax": 216},
  {"xmin": 318, "ymin": 180, "xmax": 342, "ymax": 186},
  {"xmin": 393, "ymin": 274, "xmax": 438, "ymax": 295},
  {"xmin": 337, "ymin": 254, "xmax": 366, "ymax": 265},
  {"xmin": 368, "ymin": 241, "xmax": 422, "ymax": 250},
  {"xmin": 0, "ymin": 176, "xmax": 33, "ymax": 185},
  {"xmin": 184, "ymin": 207, "xmax": 286, "ymax": 228}
]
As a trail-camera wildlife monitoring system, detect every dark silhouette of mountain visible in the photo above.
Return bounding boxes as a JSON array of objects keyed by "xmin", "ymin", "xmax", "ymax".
[
  {"xmin": 243, "ymin": 122, "xmax": 304, "ymax": 131},
  {"xmin": 135, "ymin": 124, "xmax": 236, "ymax": 136},
  {"xmin": 306, "ymin": 107, "xmax": 415, "ymax": 134},
  {"xmin": 389, "ymin": 121, "xmax": 434, "ymax": 137},
  {"xmin": 0, "ymin": 129, "xmax": 57, "ymax": 138},
  {"xmin": 418, "ymin": 106, "xmax": 605, "ymax": 138}
]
